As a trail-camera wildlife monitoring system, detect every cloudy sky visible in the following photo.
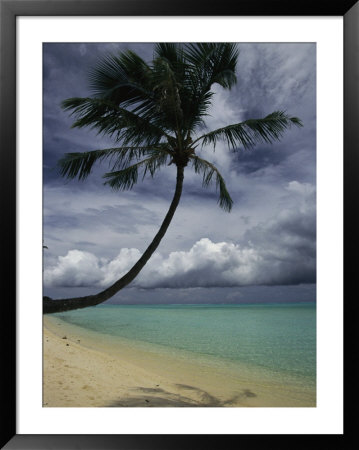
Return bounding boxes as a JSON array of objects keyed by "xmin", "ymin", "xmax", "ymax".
[{"xmin": 43, "ymin": 42, "xmax": 316, "ymax": 304}]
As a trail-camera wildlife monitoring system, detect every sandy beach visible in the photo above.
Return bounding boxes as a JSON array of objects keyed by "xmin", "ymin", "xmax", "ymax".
[{"xmin": 43, "ymin": 315, "xmax": 315, "ymax": 407}]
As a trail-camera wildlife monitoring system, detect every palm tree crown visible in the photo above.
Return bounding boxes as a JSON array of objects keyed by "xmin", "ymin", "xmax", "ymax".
[{"xmin": 43, "ymin": 43, "xmax": 302, "ymax": 314}]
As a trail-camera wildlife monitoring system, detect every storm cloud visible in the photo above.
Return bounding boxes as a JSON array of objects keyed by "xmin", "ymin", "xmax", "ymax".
[
  {"xmin": 43, "ymin": 42, "xmax": 316, "ymax": 302},
  {"xmin": 44, "ymin": 181, "xmax": 315, "ymax": 289}
]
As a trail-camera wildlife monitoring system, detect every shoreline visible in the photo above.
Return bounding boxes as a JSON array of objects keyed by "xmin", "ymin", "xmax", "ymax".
[{"xmin": 43, "ymin": 315, "xmax": 315, "ymax": 407}]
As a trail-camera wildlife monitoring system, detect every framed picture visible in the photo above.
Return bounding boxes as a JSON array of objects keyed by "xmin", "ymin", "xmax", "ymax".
[{"xmin": 1, "ymin": 0, "xmax": 357, "ymax": 448}]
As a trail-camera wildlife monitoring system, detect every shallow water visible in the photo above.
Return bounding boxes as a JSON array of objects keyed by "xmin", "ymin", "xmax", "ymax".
[{"xmin": 52, "ymin": 303, "xmax": 316, "ymax": 396}]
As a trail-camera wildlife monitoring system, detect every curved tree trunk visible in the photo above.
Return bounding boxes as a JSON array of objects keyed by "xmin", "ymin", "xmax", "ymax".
[{"xmin": 43, "ymin": 166, "xmax": 184, "ymax": 314}]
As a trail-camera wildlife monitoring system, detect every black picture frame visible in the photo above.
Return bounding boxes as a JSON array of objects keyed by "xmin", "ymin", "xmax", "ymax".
[{"xmin": 1, "ymin": 0, "xmax": 357, "ymax": 448}]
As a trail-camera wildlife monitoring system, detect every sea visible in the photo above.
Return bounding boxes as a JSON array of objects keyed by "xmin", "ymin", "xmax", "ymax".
[{"xmin": 50, "ymin": 302, "xmax": 316, "ymax": 405}]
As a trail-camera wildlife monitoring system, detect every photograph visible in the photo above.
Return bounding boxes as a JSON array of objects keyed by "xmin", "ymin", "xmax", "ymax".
[
  {"xmin": 1, "ymin": 0, "xmax": 356, "ymax": 445},
  {"xmin": 42, "ymin": 42, "xmax": 317, "ymax": 408}
]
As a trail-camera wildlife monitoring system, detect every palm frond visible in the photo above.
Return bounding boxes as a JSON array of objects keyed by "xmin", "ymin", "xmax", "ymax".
[
  {"xmin": 179, "ymin": 43, "xmax": 238, "ymax": 133},
  {"xmin": 184, "ymin": 43, "xmax": 239, "ymax": 90},
  {"xmin": 152, "ymin": 57, "xmax": 183, "ymax": 126},
  {"xmin": 154, "ymin": 43, "xmax": 184, "ymax": 68},
  {"xmin": 60, "ymin": 45, "xmax": 303, "ymax": 205},
  {"xmin": 58, "ymin": 146, "xmax": 168, "ymax": 181},
  {"xmin": 103, "ymin": 151, "xmax": 169, "ymax": 191},
  {"xmin": 193, "ymin": 111, "xmax": 303, "ymax": 150},
  {"xmin": 61, "ymin": 97, "xmax": 169, "ymax": 145},
  {"xmin": 88, "ymin": 50, "xmax": 153, "ymax": 105},
  {"xmin": 190, "ymin": 155, "xmax": 233, "ymax": 212},
  {"xmin": 88, "ymin": 50, "xmax": 182, "ymax": 133}
]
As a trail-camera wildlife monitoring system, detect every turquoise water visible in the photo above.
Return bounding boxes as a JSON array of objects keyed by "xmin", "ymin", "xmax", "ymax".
[{"xmin": 53, "ymin": 303, "xmax": 316, "ymax": 388}]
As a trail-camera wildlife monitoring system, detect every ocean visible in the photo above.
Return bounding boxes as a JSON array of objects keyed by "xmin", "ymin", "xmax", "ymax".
[{"xmin": 51, "ymin": 302, "xmax": 316, "ymax": 404}]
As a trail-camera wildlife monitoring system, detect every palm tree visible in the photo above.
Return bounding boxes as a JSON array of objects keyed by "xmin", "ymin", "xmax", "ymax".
[{"xmin": 43, "ymin": 43, "xmax": 302, "ymax": 314}]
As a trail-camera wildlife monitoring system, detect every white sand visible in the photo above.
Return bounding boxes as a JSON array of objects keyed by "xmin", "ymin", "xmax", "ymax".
[{"xmin": 43, "ymin": 315, "xmax": 315, "ymax": 407}]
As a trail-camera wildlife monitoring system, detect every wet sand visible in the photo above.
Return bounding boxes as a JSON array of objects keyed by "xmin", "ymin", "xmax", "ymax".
[{"xmin": 43, "ymin": 315, "xmax": 315, "ymax": 407}]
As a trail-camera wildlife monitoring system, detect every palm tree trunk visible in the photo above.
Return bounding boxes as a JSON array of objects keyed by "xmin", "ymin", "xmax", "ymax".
[{"xmin": 43, "ymin": 166, "xmax": 184, "ymax": 314}]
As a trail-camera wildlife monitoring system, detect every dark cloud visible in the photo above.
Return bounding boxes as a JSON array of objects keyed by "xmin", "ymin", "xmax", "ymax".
[
  {"xmin": 43, "ymin": 284, "xmax": 316, "ymax": 305},
  {"xmin": 43, "ymin": 42, "xmax": 316, "ymax": 298},
  {"xmin": 44, "ymin": 180, "xmax": 315, "ymax": 289}
]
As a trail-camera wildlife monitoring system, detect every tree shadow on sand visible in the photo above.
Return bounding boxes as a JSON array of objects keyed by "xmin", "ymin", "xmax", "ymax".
[{"xmin": 106, "ymin": 384, "xmax": 256, "ymax": 407}]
